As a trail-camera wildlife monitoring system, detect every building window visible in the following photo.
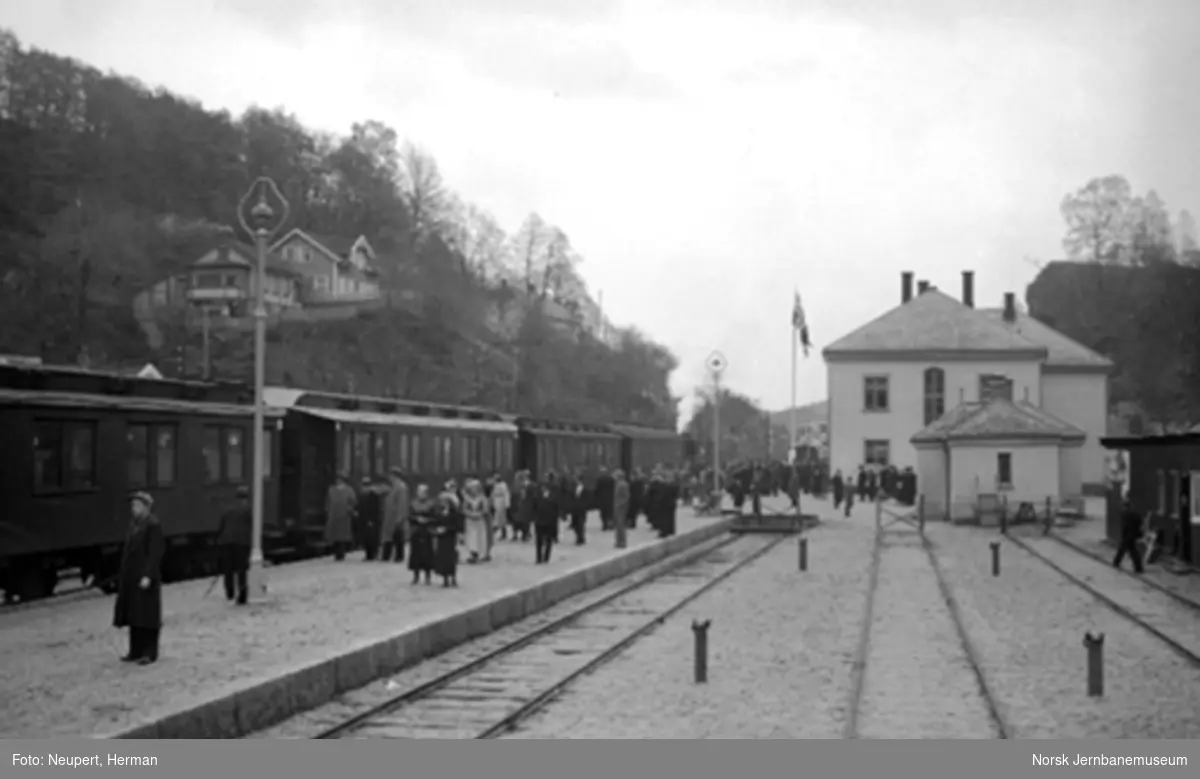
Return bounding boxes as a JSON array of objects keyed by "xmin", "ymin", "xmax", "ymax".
[
  {"xmin": 923, "ymin": 367, "xmax": 945, "ymax": 426},
  {"xmin": 314, "ymin": 275, "xmax": 329, "ymax": 291},
  {"xmin": 997, "ymin": 452, "xmax": 1012, "ymax": 490},
  {"xmin": 127, "ymin": 424, "xmax": 178, "ymax": 488},
  {"xmin": 33, "ymin": 421, "xmax": 97, "ymax": 492},
  {"xmin": 863, "ymin": 439, "xmax": 890, "ymax": 467},
  {"xmin": 979, "ymin": 373, "xmax": 1013, "ymax": 403},
  {"xmin": 864, "ymin": 376, "xmax": 890, "ymax": 412}
]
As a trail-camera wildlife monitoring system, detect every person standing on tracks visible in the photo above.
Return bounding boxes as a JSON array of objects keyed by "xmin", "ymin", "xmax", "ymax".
[
  {"xmin": 490, "ymin": 471, "xmax": 511, "ymax": 545},
  {"xmin": 113, "ymin": 491, "xmax": 164, "ymax": 666},
  {"xmin": 215, "ymin": 485, "xmax": 251, "ymax": 605},
  {"xmin": 463, "ymin": 479, "xmax": 489, "ymax": 564},
  {"xmin": 324, "ymin": 474, "xmax": 356, "ymax": 562},
  {"xmin": 409, "ymin": 484, "xmax": 437, "ymax": 584},
  {"xmin": 1112, "ymin": 497, "xmax": 1145, "ymax": 574},
  {"xmin": 533, "ymin": 473, "xmax": 560, "ymax": 563},
  {"xmin": 381, "ymin": 467, "xmax": 409, "ymax": 563}
]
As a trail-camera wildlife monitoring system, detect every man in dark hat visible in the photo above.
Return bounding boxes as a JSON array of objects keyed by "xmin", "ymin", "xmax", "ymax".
[
  {"xmin": 1112, "ymin": 497, "xmax": 1145, "ymax": 574},
  {"xmin": 114, "ymin": 491, "xmax": 164, "ymax": 665},
  {"xmin": 215, "ymin": 485, "xmax": 252, "ymax": 605}
]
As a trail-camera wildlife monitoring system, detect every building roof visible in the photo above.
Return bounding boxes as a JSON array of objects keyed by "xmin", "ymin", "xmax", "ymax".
[
  {"xmin": 978, "ymin": 308, "xmax": 1113, "ymax": 371},
  {"xmin": 911, "ymin": 398, "xmax": 1086, "ymax": 444},
  {"xmin": 822, "ymin": 290, "xmax": 1046, "ymax": 359},
  {"xmin": 190, "ymin": 242, "xmax": 300, "ymax": 278}
]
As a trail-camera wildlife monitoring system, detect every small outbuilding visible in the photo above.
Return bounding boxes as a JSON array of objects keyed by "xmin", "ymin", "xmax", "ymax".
[{"xmin": 911, "ymin": 398, "xmax": 1086, "ymax": 523}]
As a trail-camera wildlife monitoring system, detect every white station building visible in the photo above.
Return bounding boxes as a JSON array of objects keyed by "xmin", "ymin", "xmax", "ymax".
[{"xmin": 822, "ymin": 271, "xmax": 1113, "ymax": 521}]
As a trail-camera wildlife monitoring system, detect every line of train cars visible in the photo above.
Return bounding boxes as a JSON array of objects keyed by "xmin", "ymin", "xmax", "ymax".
[{"xmin": 0, "ymin": 361, "xmax": 691, "ymax": 603}]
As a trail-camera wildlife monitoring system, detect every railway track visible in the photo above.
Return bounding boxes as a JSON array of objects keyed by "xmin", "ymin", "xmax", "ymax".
[
  {"xmin": 844, "ymin": 517, "xmax": 1009, "ymax": 739},
  {"xmin": 1043, "ymin": 532, "xmax": 1200, "ymax": 614},
  {"xmin": 309, "ymin": 532, "xmax": 786, "ymax": 740},
  {"xmin": 1006, "ymin": 533, "xmax": 1200, "ymax": 668}
]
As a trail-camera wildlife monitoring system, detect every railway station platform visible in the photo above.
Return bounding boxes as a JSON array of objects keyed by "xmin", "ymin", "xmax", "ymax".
[{"xmin": 0, "ymin": 505, "xmax": 772, "ymax": 739}]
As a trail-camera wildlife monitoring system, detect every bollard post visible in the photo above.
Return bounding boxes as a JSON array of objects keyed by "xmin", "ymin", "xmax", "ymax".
[
  {"xmin": 989, "ymin": 540, "xmax": 1001, "ymax": 576},
  {"xmin": 1044, "ymin": 496, "xmax": 1053, "ymax": 536},
  {"xmin": 1083, "ymin": 632, "xmax": 1104, "ymax": 697},
  {"xmin": 692, "ymin": 619, "xmax": 712, "ymax": 684},
  {"xmin": 918, "ymin": 494, "xmax": 926, "ymax": 537},
  {"xmin": 798, "ymin": 536, "xmax": 808, "ymax": 571}
]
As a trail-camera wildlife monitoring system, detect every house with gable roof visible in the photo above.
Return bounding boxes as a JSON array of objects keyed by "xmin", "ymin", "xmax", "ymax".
[
  {"xmin": 270, "ymin": 229, "xmax": 382, "ymax": 304},
  {"xmin": 822, "ymin": 270, "xmax": 1113, "ymax": 519}
]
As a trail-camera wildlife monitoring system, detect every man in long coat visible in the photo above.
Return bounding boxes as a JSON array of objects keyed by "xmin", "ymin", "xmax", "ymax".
[
  {"xmin": 215, "ymin": 485, "xmax": 251, "ymax": 605},
  {"xmin": 533, "ymin": 473, "xmax": 560, "ymax": 563},
  {"xmin": 357, "ymin": 477, "xmax": 383, "ymax": 561},
  {"xmin": 595, "ymin": 466, "xmax": 615, "ymax": 530},
  {"xmin": 113, "ymin": 491, "xmax": 164, "ymax": 665},
  {"xmin": 381, "ymin": 467, "xmax": 410, "ymax": 562},
  {"xmin": 567, "ymin": 467, "xmax": 588, "ymax": 545},
  {"xmin": 613, "ymin": 470, "xmax": 630, "ymax": 546},
  {"xmin": 324, "ymin": 474, "xmax": 356, "ymax": 561}
]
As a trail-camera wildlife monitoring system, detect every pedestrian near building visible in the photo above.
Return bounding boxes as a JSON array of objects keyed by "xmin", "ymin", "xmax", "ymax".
[
  {"xmin": 358, "ymin": 477, "xmax": 383, "ymax": 561},
  {"xmin": 409, "ymin": 484, "xmax": 437, "ymax": 584},
  {"xmin": 324, "ymin": 474, "xmax": 356, "ymax": 561},
  {"xmin": 613, "ymin": 470, "xmax": 630, "ymax": 542},
  {"xmin": 490, "ymin": 472, "xmax": 511, "ymax": 546},
  {"xmin": 113, "ymin": 491, "xmax": 164, "ymax": 665},
  {"xmin": 434, "ymin": 486, "xmax": 463, "ymax": 586},
  {"xmin": 1112, "ymin": 497, "xmax": 1145, "ymax": 573},
  {"xmin": 831, "ymin": 469, "xmax": 845, "ymax": 510},
  {"xmin": 595, "ymin": 466, "xmax": 615, "ymax": 531},
  {"xmin": 463, "ymin": 479, "xmax": 489, "ymax": 563},
  {"xmin": 515, "ymin": 471, "xmax": 536, "ymax": 542},
  {"xmin": 534, "ymin": 475, "xmax": 559, "ymax": 564},
  {"xmin": 215, "ymin": 485, "xmax": 251, "ymax": 605},
  {"xmin": 381, "ymin": 467, "xmax": 409, "ymax": 562}
]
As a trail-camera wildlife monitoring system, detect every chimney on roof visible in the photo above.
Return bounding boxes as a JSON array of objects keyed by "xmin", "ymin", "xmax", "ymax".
[
  {"xmin": 917, "ymin": 280, "xmax": 930, "ymax": 295},
  {"xmin": 1003, "ymin": 292, "xmax": 1016, "ymax": 322},
  {"xmin": 901, "ymin": 271, "xmax": 914, "ymax": 304},
  {"xmin": 962, "ymin": 271, "xmax": 975, "ymax": 308}
]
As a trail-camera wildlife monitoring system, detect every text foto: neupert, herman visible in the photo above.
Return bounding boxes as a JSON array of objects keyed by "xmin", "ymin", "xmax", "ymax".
[{"xmin": 13, "ymin": 754, "xmax": 158, "ymax": 768}]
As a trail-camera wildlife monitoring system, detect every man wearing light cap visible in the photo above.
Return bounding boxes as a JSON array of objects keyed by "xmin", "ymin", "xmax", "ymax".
[
  {"xmin": 215, "ymin": 485, "xmax": 252, "ymax": 605},
  {"xmin": 113, "ymin": 491, "xmax": 164, "ymax": 665}
]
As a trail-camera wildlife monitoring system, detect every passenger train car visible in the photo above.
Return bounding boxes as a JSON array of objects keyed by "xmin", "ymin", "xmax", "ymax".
[{"xmin": 0, "ymin": 365, "xmax": 690, "ymax": 603}]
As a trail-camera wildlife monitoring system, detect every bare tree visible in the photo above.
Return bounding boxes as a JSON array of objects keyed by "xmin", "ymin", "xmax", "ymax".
[
  {"xmin": 1060, "ymin": 175, "xmax": 1132, "ymax": 262},
  {"xmin": 398, "ymin": 142, "xmax": 452, "ymax": 251}
]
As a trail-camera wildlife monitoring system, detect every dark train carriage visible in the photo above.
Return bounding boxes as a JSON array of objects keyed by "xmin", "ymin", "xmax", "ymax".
[
  {"xmin": 265, "ymin": 387, "xmax": 518, "ymax": 551},
  {"xmin": 0, "ymin": 365, "xmax": 282, "ymax": 602},
  {"xmin": 610, "ymin": 423, "xmax": 687, "ymax": 475},
  {"xmin": 515, "ymin": 417, "xmax": 620, "ymax": 485},
  {"xmin": 1100, "ymin": 433, "xmax": 1200, "ymax": 567}
]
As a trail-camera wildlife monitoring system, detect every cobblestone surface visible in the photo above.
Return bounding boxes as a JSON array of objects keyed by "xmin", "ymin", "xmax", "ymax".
[
  {"xmin": 928, "ymin": 522, "xmax": 1200, "ymax": 738},
  {"xmin": 855, "ymin": 535, "xmax": 999, "ymax": 739},
  {"xmin": 503, "ymin": 501, "xmax": 875, "ymax": 738},
  {"xmin": 0, "ymin": 510, "xmax": 719, "ymax": 738}
]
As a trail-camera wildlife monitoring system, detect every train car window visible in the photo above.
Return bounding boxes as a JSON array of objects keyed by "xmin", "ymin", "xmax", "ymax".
[
  {"xmin": 33, "ymin": 421, "xmax": 98, "ymax": 493},
  {"xmin": 372, "ymin": 432, "xmax": 387, "ymax": 477},
  {"xmin": 261, "ymin": 428, "xmax": 273, "ymax": 480},
  {"xmin": 410, "ymin": 435, "xmax": 421, "ymax": 472},
  {"xmin": 481, "ymin": 435, "xmax": 493, "ymax": 472},
  {"xmin": 442, "ymin": 437, "xmax": 453, "ymax": 473},
  {"xmin": 155, "ymin": 427, "xmax": 177, "ymax": 486},
  {"xmin": 225, "ymin": 428, "xmax": 246, "ymax": 483},
  {"xmin": 469, "ymin": 436, "xmax": 481, "ymax": 472},
  {"xmin": 353, "ymin": 431, "xmax": 370, "ymax": 479},
  {"xmin": 459, "ymin": 436, "xmax": 469, "ymax": 472},
  {"xmin": 127, "ymin": 425, "xmax": 150, "ymax": 488},
  {"xmin": 67, "ymin": 424, "xmax": 96, "ymax": 489},
  {"xmin": 397, "ymin": 433, "xmax": 409, "ymax": 471},
  {"xmin": 338, "ymin": 433, "xmax": 352, "ymax": 478},
  {"xmin": 202, "ymin": 427, "xmax": 222, "ymax": 484},
  {"xmin": 33, "ymin": 422, "xmax": 64, "ymax": 490}
]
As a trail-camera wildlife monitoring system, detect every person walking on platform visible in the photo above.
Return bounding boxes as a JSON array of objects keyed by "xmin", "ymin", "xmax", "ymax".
[
  {"xmin": 381, "ymin": 467, "xmax": 409, "ymax": 563},
  {"xmin": 629, "ymin": 468, "xmax": 645, "ymax": 529},
  {"xmin": 113, "ymin": 491, "xmax": 164, "ymax": 666},
  {"xmin": 1112, "ymin": 498, "xmax": 1145, "ymax": 574},
  {"xmin": 215, "ymin": 485, "xmax": 251, "ymax": 605},
  {"xmin": 595, "ymin": 466, "xmax": 615, "ymax": 531},
  {"xmin": 490, "ymin": 472, "xmax": 511, "ymax": 546},
  {"xmin": 357, "ymin": 477, "xmax": 383, "ymax": 561},
  {"xmin": 515, "ymin": 471, "xmax": 536, "ymax": 542},
  {"xmin": 433, "ymin": 487, "xmax": 463, "ymax": 586},
  {"xmin": 569, "ymin": 468, "xmax": 589, "ymax": 545},
  {"xmin": 660, "ymin": 470, "xmax": 679, "ymax": 538},
  {"xmin": 612, "ymin": 469, "xmax": 630, "ymax": 544},
  {"xmin": 534, "ymin": 475, "xmax": 560, "ymax": 564},
  {"xmin": 463, "ymin": 479, "xmax": 489, "ymax": 564},
  {"xmin": 324, "ymin": 474, "xmax": 356, "ymax": 561},
  {"xmin": 409, "ymin": 484, "xmax": 437, "ymax": 584},
  {"xmin": 843, "ymin": 479, "xmax": 855, "ymax": 517},
  {"xmin": 831, "ymin": 469, "xmax": 845, "ymax": 510}
]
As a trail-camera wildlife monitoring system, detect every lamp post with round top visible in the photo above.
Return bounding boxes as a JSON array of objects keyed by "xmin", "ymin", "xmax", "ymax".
[{"xmin": 237, "ymin": 177, "xmax": 289, "ymax": 602}]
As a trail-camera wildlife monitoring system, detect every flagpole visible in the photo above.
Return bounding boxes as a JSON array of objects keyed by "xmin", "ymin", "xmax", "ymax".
[{"xmin": 789, "ymin": 316, "xmax": 798, "ymax": 458}]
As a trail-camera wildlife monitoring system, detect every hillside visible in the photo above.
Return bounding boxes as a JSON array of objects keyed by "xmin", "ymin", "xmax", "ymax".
[
  {"xmin": 769, "ymin": 400, "xmax": 828, "ymax": 429},
  {"xmin": 0, "ymin": 29, "xmax": 678, "ymax": 425}
]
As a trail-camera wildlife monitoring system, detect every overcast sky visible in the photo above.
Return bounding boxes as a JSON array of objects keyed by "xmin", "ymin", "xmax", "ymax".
[{"xmin": 3, "ymin": 0, "xmax": 1198, "ymax": 423}]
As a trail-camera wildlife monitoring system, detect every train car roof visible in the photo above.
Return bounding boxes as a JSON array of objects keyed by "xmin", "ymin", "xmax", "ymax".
[
  {"xmin": 514, "ymin": 415, "xmax": 620, "ymax": 438},
  {"xmin": 0, "ymin": 362, "xmax": 251, "ymax": 404},
  {"xmin": 264, "ymin": 386, "xmax": 517, "ymax": 433},
  {"xmin": 607, "ymin": 423, "xmax": 683, "ymax": 441},
  {"xmin": 0, "ymin": 388, "xmax": 284, "ymax": 419}
]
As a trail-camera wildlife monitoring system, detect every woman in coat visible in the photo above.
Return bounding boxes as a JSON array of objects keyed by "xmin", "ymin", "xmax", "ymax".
[
  {"xmin": 490, "ymin": 472, "xmax": 511, "ymax": 544},
  {"xmin": 324, "ymin": 474, "xmax": 356, "ymax": 561},
  {"xmin": 433, "ymin": 487, "xmax": 463, "ymax": 586},
  {"xmin": 408, "ymin": 484, "xmax": 437, "ymax": 585},
  {"xmin": 462, "ymin": 479, "xmax": 489, "ymax": 563},
  {"xmin": 113, "ymin": 491, "xmax": 165, "ymax": 665}
]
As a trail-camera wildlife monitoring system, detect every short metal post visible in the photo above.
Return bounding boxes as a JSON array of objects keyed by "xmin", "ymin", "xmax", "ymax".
[
  {"xmin": 990, "ymin": 540, "xmax": 1001, "ymax": 576},
  {"xmin": 692, "ymin": 619, "xmax": 711, "ymax": 684},
  {"xmin": 798, "ymin": 536, "xmax": 808, "ymax": 571},
  {"xmin": 918, "ymin": 494, "xmax": 926, "ymax": 536},
  {"xmin": 1083, "ymin": 632, "xmax": 1104, "ymax": 697},
  {"xmin": 1044, "ymin": 496, "xmax": 1053, "ymax": 536}
]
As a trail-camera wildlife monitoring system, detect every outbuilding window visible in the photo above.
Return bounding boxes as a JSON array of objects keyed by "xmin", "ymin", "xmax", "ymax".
[{"xmin": 996, "ymin": 452, "xmax": 1012, "ymax": 490}]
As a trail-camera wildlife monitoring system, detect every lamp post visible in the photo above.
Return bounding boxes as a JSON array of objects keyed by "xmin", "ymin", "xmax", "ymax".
[{"xmin": 237, "ymin": 177, "xmax": 289, "ymax": 602}]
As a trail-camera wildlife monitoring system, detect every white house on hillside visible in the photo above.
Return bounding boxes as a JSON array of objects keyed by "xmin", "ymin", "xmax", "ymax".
[{"xmin": 822, "ymin": 271, "xmax": 1113, "ymax": 519}]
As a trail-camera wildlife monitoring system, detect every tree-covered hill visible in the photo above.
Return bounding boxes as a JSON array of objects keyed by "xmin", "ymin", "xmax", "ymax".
[{"xmin": 0, "ymin": 29, "xmax": 678, "ymax": 426}]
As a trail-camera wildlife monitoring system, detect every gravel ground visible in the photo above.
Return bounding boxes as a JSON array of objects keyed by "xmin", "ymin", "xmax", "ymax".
[
  {"xmin": 854, "ymin": 535, "xmax": 1000, "ymax": 739},
  {"xmin": 0, "ymin": 510, "xmax": 721, "ymax": 738},
  {"xmin": 927, "ymin": 522, "xmax": 1200, "ymax": 738},
  {"xmin": 1051, "ymin": 519, "xmax": 1200, "ymax": 606},
  {"xmin": 503, "ymin": 504, "xmax": 876, "ymax": 739}
]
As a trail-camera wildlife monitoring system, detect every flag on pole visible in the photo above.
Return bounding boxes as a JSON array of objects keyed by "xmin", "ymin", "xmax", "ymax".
[{"xmin": 792, "ymin": 290, "xmax": 811, "ymax": 357}]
